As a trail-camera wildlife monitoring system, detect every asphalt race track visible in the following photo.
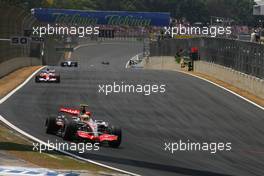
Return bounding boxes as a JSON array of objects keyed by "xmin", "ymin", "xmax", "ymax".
[{"xmin": 0, "ymin": 40, "xmax": 264, "ymax": 176}]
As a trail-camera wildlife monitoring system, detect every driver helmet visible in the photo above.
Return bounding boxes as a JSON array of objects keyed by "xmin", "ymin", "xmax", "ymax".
[
  {"xmin": 80, "ymin": 104, "xmax": 89, "ymax": 114},
  {"xmin": 80, "ymin": 114, "xmax": 90, "ymax": 121}
]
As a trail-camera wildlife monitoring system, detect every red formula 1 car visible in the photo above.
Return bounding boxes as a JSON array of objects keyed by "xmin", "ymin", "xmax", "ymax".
[
  {"xmin": 35, "ymin": 69, "xmax": 60, "ymax": 83},
  {"xmin": 45, "ymin": 104, "xmax": 122, "ymax": 148}
]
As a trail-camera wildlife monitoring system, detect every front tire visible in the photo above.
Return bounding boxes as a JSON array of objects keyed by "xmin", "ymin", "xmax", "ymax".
[
  {"xmin": 108, "ymin": 125, "xmax": 122, "ymax": 148},
  {"xmin": 56, "ymin": 76, "xmax": 60, "ymax": 83},
  {"xmin": 35, "ymin": 76, "xmax": 40, "ymax": 83},
  {"xmin": 62, "ymin": 119, "xmax": 78, "ymax": 141},
  {"xmin": 45, "ymin": 116, "xmax": 59, "ymax": 134}
]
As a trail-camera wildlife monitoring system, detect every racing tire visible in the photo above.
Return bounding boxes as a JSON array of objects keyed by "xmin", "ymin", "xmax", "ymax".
[
  {"xmin": 74, "ymin": 63, "xmax": 78, "ymax": 67},
  {"xmin": 108, "ymin": 125, "xmax": 122, "ymax": 148},
  {"xmin": 62, "ymin": 119, "xmax": 78, "ymax": 141},
  {"xmin": 56, "ymin": 76, "xmax": 60, "ymax": 83},
  {"xmin": 35, "ymin": 76, "xmax": 40, "ymax": 83},
  {"xmin": 45, "ymin": 116, "xmax": 59, "ymax": 134}
]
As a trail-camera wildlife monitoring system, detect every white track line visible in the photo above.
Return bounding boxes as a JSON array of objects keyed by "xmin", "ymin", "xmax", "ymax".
[
  {"xmin": 67, "ymin": 51, "xmax": 72, "ymax": 59},
  {"xmin": 177, "ymin": 70, "xmax": 264, "ymax": 111},
  {"xmin": 0, "ymin": 115, "xmax": 139, "ymax": 176},
  {"xmin": 130, "ymin": 58, "xmax": 264, "ymax": 111},
  {"xmin": 148, "ymin": 65, "xmax": 263, "ymax": 110},
  {"xmin": 74, "ymin": 42, "xmax": 128, "ymax": 51},
  {"xmin": 125, "ymin": 59, "xmax": 130, "ymax": 68},
  {"xmin": 0, "ymin": 66, "xmax": 45, "ymax": 104},
  {"xmin": 0, "ymin": 67, "xmax": 140, "ymax": 176},
  {"xmin": 67, "ymin": 42, "xmax": 127, "ymax": 61}
]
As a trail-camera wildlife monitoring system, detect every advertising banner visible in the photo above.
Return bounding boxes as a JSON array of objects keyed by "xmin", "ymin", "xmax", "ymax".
[{"xmin": 31, "ymin": 8, "xmax": 170, "ymax": 27}]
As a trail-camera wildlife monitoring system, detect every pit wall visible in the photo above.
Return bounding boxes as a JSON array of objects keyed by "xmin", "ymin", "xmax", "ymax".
[
  {"xmin": 143, "ymin": 56, "xmax": 264, "ymax": 99},
  {"xmin": 143, "ymin": 56, "xmax": 179, "ymax": 70},
  {"xmin": 194, "ymin": 61, "xmax": 264, "ymax": 99},
  {"xmin": 150, "ymin": 38, "xmax": 264, "ymax": 79}
]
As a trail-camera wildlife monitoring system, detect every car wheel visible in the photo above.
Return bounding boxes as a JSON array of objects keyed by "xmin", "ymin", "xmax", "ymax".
[
  {"xmin": 108, "ymin": 125, "xmax": 122, "ymax": 148},
  {"xmin": 35, "ymin": 76, "xmax": 40, "ymax": 83},
  {"xmin": 62, "ymin": 119, "xmax": 78, "ymax": 141},
  {"xmin": 56, "ymin": 76, "xmax": 60, "ymax": 83},
  {"xmin": 45, "ymin": 116, "xmax": 59, "ymax": 134}
]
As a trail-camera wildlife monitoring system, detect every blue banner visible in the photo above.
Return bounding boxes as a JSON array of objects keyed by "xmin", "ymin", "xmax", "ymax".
[{"xmin": 31, "ymin": 8, "xmax": 170, "ymax": 27}]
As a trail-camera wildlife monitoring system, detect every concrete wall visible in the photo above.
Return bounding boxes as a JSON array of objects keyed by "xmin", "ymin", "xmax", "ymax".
[
  {"xmin": 0, "ymin": 57, "xmax": 41, "ymax": 78},
  {"xmin": 144, "ymin": 56, "xmax": 180, "ymax": 70},
  {"xmin": 43, "ymin": 38, "xmax": 64, "ymax": 66},
  {"xmin": 143, "ymin": 57, "xmax": 264, "ymax": 99},
  {"xmin": 194, "ymin": 61, "xmax": 264, "ymax": 99},
  {"xmin": 150, "ymin": 38, "xmax": 264, "ymax": 79},
  {"xmin": 0, "ymin": 4, "xmax": 36, "ymax": 64}
]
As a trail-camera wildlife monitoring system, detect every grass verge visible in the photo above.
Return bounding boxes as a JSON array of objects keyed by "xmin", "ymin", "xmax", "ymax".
[{"xmin": 0, "ymin": 122, "xmax": 115, "ymax": 173}]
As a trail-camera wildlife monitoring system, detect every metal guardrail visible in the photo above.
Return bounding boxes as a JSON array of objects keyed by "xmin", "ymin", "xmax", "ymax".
[{"xmin": 150, "ymin": 38, "xmax": 264, "ymax": 79}]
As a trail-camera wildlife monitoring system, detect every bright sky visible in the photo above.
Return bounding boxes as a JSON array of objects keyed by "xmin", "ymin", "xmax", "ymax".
[{"xmin": 255, "ymin": 0, "xmax": 264, "ymax": 5}]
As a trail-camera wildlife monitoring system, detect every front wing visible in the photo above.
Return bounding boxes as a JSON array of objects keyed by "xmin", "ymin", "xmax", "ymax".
[
  {"xmin": 36, "ymin": 76, "xmax": 60, "ymax": 83},
  {"xmin": 77, "ymin": 131, "xmax": 118, "ymax": 142}
]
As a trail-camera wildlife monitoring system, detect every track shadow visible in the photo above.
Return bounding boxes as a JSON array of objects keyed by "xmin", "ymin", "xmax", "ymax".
[{"xmin": 80, "ymin": 152, "xmax": 234, "ymax": 176}]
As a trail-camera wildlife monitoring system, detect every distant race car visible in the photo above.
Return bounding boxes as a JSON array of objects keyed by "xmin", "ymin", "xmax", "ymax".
[
  {"xmin": 35, "ymin": 69, "xmax": 60, "ymax": 83},
  {"xmin": 61, "ymin": 61, "xmax": 78, "ymax": 67},
  {"xmin": 101, "ymin": 61, "xmax": 110, "ymax": 65},
  {"xmin": 45, "ymin": 104, "xmax": 122, "ymax": 148}
]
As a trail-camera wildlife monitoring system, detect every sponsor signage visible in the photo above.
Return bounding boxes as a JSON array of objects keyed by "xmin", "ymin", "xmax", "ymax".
[
  {"xmin": 31, "ymin": 36, "xmax": 45, "ymax": 43},
  {"xmin": 31, "ymin": 8, "xmax": 170, "ymax": 27},
  {"xmin": 10, "ymin": 36, "xmax": 29, "ymax": 45},
  {"xmin": 10, "ymin": 36, "xmax": 44, "ymax": 45}
]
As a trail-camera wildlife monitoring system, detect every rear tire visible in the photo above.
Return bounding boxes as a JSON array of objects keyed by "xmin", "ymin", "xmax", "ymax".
[
  {"xmin": 35, "ymin": 76, "xmax": 40, "ymax": 83},
  {"xmin": 45, "ymin": 116, "xmax": 59, "ymax": 134},
  {"xmin": 108, "ymin": 125, "xmax": 122, "ymax": 148},
  {"xmin": 56, "ymin": 76, "xmax": 60, "ymax": 83},
  {"xmin": 62, "ymin": 119, "xmax": 78, "ymax": 141}
]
